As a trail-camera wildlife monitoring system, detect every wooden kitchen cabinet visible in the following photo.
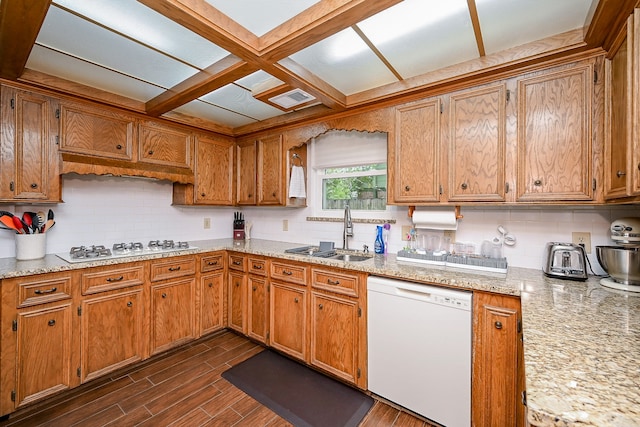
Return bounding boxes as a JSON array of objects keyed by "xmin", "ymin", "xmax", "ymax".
[
  {"xmin": 0, "ymin": 85, "xmax": 61, "ymax": 202},
  {"xmin": 516, "ymin": 59, "xmax": 597, "ymax": 202},
  {"xmin": 199, "ymin": 253, "xmax": 225, "ymax": 336},
  {"xmin": 149, "ymin": 257, "xmax": 196, "ymax": 355},
  {"xmin": 236, "ymin": 134, "xmax": 285, "ymax": 205},
  {"xmin": 173, "ymin": 134, "xmax": 235, "ymax": 205},
  {"xmin": 448, "ymin": 84, "xmax": 507, "ymax": 202},
  {"xmin": 247, "ymin": 257, "xmax": 269, "ymax": 344},
  {"xmin": 236, "ymin": 140, "xmax": 257, "ymax": 205},
  {"xmin": 604, "ymin": 10, "xmax": 640, "ymax": 200},
  {"xmin": 58, "ymin": 99, "xmax": 135, "ymax": 161},
  {"xmin": 228, "ymin": 253, "xmax": 247, "ymax": 333},
  {"xmin": 138, "ymin": 120, "xmax": 192, "ymax": 169},
  {"xmin": 472, "ymin": 291, "xmax": 525, "ymax": 427},
  {"xmin": 270, "ymin": 282, "xmax": 307, "ymax": 360},
  {"xmin": 390, "ymin": 98, "xmax": 442, "ymax": 203},
  {"xmin": 0, "ymin": 271, "xmax": 78, "ymax": 415}
]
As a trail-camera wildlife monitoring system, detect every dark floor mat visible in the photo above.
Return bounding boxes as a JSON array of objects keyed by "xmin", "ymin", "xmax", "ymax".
[{"xmin": 222, "ymin": 350, "xmax": 374, "ymax": 427}]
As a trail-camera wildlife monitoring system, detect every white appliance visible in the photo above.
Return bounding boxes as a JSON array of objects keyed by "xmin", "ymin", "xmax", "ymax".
[{"xmin": 367, "ymin": 276, "xmax": 472, "ymax": 427}]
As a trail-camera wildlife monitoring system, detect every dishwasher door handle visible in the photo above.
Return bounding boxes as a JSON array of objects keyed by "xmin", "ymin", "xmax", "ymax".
[{"xmin": 395, "ymin": 287, "xmax": 433, "ymax": 302}]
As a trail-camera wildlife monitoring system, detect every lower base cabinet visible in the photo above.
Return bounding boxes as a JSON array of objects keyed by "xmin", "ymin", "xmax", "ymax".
[
  {"xmin": 80, "ymin": 288, "xmax": 144, "ymax": 383},
  {"xmin": 200, "ymin": 271, "xmax": 225, "ymax": 335},
  {"xmin": 150, "ymin": 278, "xmax": 196, "ymax": 355},
  {"xmin": 270, "ymin": 282, "xmax": 307, "ymax": 360}
]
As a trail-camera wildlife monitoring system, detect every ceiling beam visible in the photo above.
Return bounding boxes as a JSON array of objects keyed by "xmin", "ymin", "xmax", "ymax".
[
  {"xmin": 584, "ymin": 0, "xmax": 637, "ymax": 51},
  {"xmin": 146, "ymin": 55, "xmax": 259, "ymax": 116},
  {"xmin": 0, "ymin": 0, "xmax": 52, "ymax": 80},
  {"xmin": 467, "ymin": 0, "xmax": 486, "ymax": 57}
]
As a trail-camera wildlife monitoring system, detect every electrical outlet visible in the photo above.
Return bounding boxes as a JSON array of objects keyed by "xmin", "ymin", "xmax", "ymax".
[
  {"xmin": 283, "ymin": 219, "xmax": 288, "ymax": 231},
  {"xmin": 401, "ymin": 226, "xmax": 413, "ymax": 241},
  {"xmin": 572, "ymin": 232, "xmax": 591, "ymax": 254},
  {"xmin": 203, "ymin": 218, "xmax": 211, "ymax": 229},
  {"xmin": 443, "ymin": 230, "xmax": 456, "ymax": 243}
]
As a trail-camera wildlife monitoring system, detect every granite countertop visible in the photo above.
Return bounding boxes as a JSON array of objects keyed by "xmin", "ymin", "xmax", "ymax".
[{"xmin": 0, "ymin": 238, "xmax": 638, "ymax": 426}]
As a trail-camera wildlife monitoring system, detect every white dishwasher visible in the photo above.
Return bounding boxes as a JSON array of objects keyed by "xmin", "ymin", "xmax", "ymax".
[{"xmin": 367, "ymin": 276, "xmax": 472, "ymax": 427}]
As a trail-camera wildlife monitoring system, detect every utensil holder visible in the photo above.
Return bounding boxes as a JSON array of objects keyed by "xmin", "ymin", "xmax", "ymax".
[{"xmin": 15, "ymin": 233, "xmax": 46, "ymax": 260}]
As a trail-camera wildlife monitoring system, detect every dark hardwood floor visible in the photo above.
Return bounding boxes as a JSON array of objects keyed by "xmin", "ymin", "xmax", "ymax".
[{"xmin": 0, "ymin": 331, "xmax": 434, "ymax": 427}]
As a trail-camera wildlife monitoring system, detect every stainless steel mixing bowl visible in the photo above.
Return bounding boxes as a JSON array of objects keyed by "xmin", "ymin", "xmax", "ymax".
[{"xmin": 596, "ymin": 246, "xmax": 640, "ymax": 285}]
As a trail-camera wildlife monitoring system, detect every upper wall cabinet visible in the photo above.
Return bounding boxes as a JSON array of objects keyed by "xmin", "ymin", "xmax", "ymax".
[
  {"xmin": 516, "ymin": 59, "xmax": 598, "ymax": 202},
  {"xmin": 236, "ymin": 140, "xmax": 257, "ymax": 205},
  {"xmin": 173, "ymin": 134, "xmax": 235, "ymax": 206},
  {"xmin": 236, "ymin": 134, "xmax": 287, "ymax": 206},
  {"xmin": 604, "ymin": 10, "xmax": 640, "ymax": 200},
  {"xmin": 138, "ymin": 120, "xmax": 192, "ymax": 170},
  {"xmin": 0, "ymin": 85, "xmax": 61, "ymax": 203},
  {"xmin": 390, "ymin": 98, "xmax": 441, "ymax": 203},
  {"xmin": 447, "ymin": 84, "xmax": 507, "ymax": 202}
]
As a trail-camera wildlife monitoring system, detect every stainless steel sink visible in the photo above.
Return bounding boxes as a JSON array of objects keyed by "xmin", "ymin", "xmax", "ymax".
[{"xmin": 330, "ymin": 253, "xmax": 371, "ymax": 262}]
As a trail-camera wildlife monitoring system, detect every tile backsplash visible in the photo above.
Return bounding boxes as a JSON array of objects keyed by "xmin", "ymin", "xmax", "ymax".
[{"xmin": 1, "ymin": 174, "xmax": 636, "ymax": 275}]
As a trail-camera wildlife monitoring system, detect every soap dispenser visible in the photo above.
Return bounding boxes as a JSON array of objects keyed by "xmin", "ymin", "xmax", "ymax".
[{"xmin": 374, "ymin": 225, "xmax": 385, "ymax": 254}]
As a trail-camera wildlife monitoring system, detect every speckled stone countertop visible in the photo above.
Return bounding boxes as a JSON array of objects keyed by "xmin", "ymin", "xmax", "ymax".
[{"xmin": 0, "ymin": 238, "xmax": 638, "ymax": 426}]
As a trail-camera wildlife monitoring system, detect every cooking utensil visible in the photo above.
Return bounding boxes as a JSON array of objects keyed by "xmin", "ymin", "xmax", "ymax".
[
  {"xmin": 12, "ymin": 216, "xmax": 26, "ymax": 234},
  {"xmin": 43, "ymin": 219, "xmax": 55, "ymax": 233},
  {"xmin": 36, "ymin": 211, "xmax": 46, "ymax": 231}
]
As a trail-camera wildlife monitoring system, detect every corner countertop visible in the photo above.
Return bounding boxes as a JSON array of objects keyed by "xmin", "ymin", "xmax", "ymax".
[{"xmin": 0, "ymin": 238, "xmax": 638, "ymax": 426}]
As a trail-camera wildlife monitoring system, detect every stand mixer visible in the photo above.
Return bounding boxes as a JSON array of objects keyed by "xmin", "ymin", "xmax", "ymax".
[{"xmin": 596, "ymin": 217, "xmax": 640, "ymax": 292}]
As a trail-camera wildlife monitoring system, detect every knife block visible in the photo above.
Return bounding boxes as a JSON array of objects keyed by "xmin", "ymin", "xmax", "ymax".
[{"xmin": 233, "ymin": 221, "xmax": 245, "ymax": 240}]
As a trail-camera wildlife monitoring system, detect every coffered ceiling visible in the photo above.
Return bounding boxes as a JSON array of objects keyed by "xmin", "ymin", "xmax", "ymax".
[{"xmin": 0, "ymin": 0, "xmax": 633, "ymax": 137}]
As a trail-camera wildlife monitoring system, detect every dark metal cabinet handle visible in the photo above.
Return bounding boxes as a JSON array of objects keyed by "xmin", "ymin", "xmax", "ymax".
[
  {"xmin": 247, "ymin": 193, "xmax": 253, "ymax": 198},
  {"xmin": 168, "ymin": 266, "xmax": 181, "ymax": 272},
  {"xmin": 505, "ymin": 182, "xmax": 510, "ymax": 193},
  {"xmin": 327, "ymin": 279, "xmax": 340, "ymax": 286},
  {"xmin": 207, "ymin": 261, "xmax": 218, "ymax": 266},
  {"xmin": 116, "ymin": 144, "xmax": 122, "ymax": 150},
  {"xmin": 235, "ymin": 282, "xmax": 240, "ymax": 287},
  {"xmin": 495, "ymin": 321, "xmax": 503, "ymax": 330},
  {"xmin": 272, "ymin": 192, "xmax": 277, "ymax": 197},
  {"xmin": 252, "ymin": 264, "xmax": 263, "ymax": 270},
  {"xmin": 318, "ymin": 304, "xmax": 323, "ymax": 310},
  {"xmin": 208, "ymin": 282, "xmax": 213, "ymax": 288},
  {"xmin": 404, "ymin": 185, "xmax": 411, "ymax": 191},
  {"xmin": 233, "ymin": 260, "xmax": 242, "ymax": 266},
  {"xmin": 127, "ymin": 301, "xmax": 133, "ymax": 307},
  {"xmin": 252, "ymin": 286, "xmax": 257, "ymax": 291},
  {"xmin": 533, "ymin": 179, "xmax": 542, "ymax": 186},
  {"xmin": 461, "ymin": 183, "xmax": 468, "ymax": 190},
  {"xmin": 9, "ymin": 181, "xmax": 14, "ymax": 191},
  {"xmin": 106, "ymin": 276, "xmax": 124, "ymax": 282},
  {"xmin": 201, "ymin": 193, "xmax": 206, "ymax": 197},
  {"xmin": 294, "ymin": 297, "xmax": 299, "ymax": 303},
  {"xmin": 616, "ymin": 170, "xmax": 626, "ymax": 178},
  {"xmin": 161, "ymin": 293, "xmax": 167, "ymax": 298},
  {"xmin": 30, "ymin": 183, "xmax": 38, "ymax": 189},
  {"xmin": 282, "ymin": 270, "xmax": 293, "ymax": 276},
  {"xmin": 34, "ymin": 287, "xmax": 58, "ymax": 295},
  {"xmin": 48, "ymin": 319, "xmax": 56, "ymax": 327},
  {"xmin": 148, "ymin": 150, "xmax": 154, "ymax": 155}
]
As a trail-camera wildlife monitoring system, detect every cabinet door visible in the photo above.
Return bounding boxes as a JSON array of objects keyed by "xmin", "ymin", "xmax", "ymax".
[
  {"xmin": 15, "ymin": 303, "xmax": 73, "ymax": 408},
  {"xmin": 81, "ymin": 289, "xmax": 143, "ymax": 382},
  {"xmin": 257, "ymin": 134, "xmax": 283, "ymax": 205},
  {"xmin": 472, "ymin": 292, "xmax": 525, "ymax": 427},
  {"xmin": 150, "ymin": 278, "xmax": 195, "ymax": 355},
  {"xmin": 0, "ymin": 87, "xmax": 60, "ymax": 201},
  {"xmin": 516, "ymin": 62, "xmax": 594, "ymax": 201},
  {"xmin": 227, "ymin": 270, "xmax": 246, "ymax": 333},
  {"xmin": 236, "ymin": 141, "xmax": 257, "ymax": 205},
  {"xmin": 270, "ymin": 282, "xmax": 306, "ymax": 360},
  {"xmin": 138, "ymin": 120, "xmax": 192, "ymax": 169},
  {"xmin": 59, "ymin": 100, "xmax": 135, "ymax": 161},
  {"xmin": 392, "ymin": 99, "xmax": 441, "ymax": 202},
  {"xmin": 194, "ymin": 135, "xmax": 234, "ymax": 205},
  {"xmin": 200, "ymin": 271, "xmax": 224, "ymax": 336},
  {"xmin": 448, "ymin": 84, "xmax": 506, "ymax": 202},
  {"xmin": 248, "ymin": 276, "xmax": 269, "ymax": 344},
  {"xmin": 310, "ymin": 292, "xmax": 360, "ymax": 385}
]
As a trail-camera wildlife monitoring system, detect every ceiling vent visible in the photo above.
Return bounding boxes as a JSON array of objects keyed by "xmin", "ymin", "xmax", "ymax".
[{"xmin": 268, "ymin": 88, "xmax": 316, "ymax": 109}]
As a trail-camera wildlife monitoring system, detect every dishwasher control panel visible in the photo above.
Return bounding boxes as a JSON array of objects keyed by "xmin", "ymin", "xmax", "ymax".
[{"xmin": 432, "ymin": 294, "xmax": 471, "ymax": 310}]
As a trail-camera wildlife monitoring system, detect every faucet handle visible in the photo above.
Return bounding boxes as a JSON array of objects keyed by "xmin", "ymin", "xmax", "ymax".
[{"xmin": 363, "ymin": 244, "xmax": 369, "ymax": 253}]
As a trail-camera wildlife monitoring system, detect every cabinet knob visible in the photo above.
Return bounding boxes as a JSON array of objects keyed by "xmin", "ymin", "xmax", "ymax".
[
  {"xmin": 294, "ymin": 297, "xmax": 299, "ymax": 303},
  {"xmin": 533, "ymin": 179, "xmax": 542, "ymax": 186},
  {"xmin": 252, "ymin": 286, "xmax": 257, "ymax": 291},
  {"xmin": 116, "ymin": 144, "xmax": 122, "ymax": 150},
  {"xmin": 253, "ymin": 264, "xmax": 263, "ymax": 270},
  {"xmin": 127, "ymin": 301, "xmax": 133, "ymax": 307},
  {"xmin": 495, "ymin": 321, "xmax": 503, "ymax": 330},
  {"xmin": 461, "ymin": 183, "xmax": 468, "ymax": 190},
  {"xmin": 148, "ymin": 150, "xmax": 154, "ymax": 155},
  {"xmin": 208, "ymin": 261, "xmax": 218, "ymax": 266},
  {"xmin": 638, "ymin": 163, "xmax": 640, "ymax": 171},
  {"xmin": 404, "ymin": 185, "xmax": 411, "ymax": 191},
  {"xmin": 248, "ymin": 193, "xmax": 252, "ymax": 198},
  {"xmin": 272, "ymin": 192, "xmax": 277, "ymax": 197},
  {"xmin": 9, "ymin": 181, "xmax": 14, "ymax": 191},
  {"xmin": 201, "ymin": 193, "xmax": 206, "ymax": 197},
  {"xmin": 616, "ymin": 170, "xmax": 626, "ymax": 178},
  {"xmin": 233, "ymin": 260, "xmax": 242, "ymax": 266},
  {"xmin": 318, "ymin": 303, "xmax": 323, "ymax": 310},
  {"xmin": 48, "ymin": 319, "xmax": 56, "ymax": 327},
  {"xmin": 235, "ymin": 282, "xmax": 240, "ymax": 287},
  {"xmin": 161, "ymin": 293, "xmax": 167, "ymax": 298},
  {"xmin": 208, "ymin": 282, "xmax": 213, "ymax": 288},
  {"xmin": 30, "ymin": 183, "xmax": 38, "ymax": 189}
]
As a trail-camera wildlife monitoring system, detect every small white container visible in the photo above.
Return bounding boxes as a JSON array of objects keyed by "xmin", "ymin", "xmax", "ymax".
[{"xmin": 15, "ymin": 233, "xmax": 47, "ymax": 260}]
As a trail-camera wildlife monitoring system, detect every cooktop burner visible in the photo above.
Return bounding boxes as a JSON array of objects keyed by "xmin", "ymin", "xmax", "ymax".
[{"xmin": 56, "ymin": 240, "xmax": 196, "ymax": 263}]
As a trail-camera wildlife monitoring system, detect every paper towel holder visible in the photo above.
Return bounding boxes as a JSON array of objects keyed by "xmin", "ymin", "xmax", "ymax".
[{"xmin": 407, "ymin": 205, "xmax": 463, "ymax": 220}]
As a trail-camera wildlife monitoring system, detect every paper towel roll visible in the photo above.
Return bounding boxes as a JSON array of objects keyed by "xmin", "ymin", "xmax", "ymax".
[{"xmin": 412, "ymin": 209, "xmax": 458, "ymax": 230}]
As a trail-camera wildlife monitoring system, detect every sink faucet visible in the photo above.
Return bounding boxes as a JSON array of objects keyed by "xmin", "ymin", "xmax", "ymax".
[{"xmin": 343, "ymin": 204, "xmax": 353, "ymax": 250}]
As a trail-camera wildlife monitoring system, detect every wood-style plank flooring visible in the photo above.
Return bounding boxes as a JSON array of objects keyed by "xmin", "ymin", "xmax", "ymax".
[{"xmin": 0, "ymin": 331, "xmax": 435, "ymax": 427}]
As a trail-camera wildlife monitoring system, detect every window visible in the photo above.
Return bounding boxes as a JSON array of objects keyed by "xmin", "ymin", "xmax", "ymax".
[
  {"xmin": 320, "ymin": 164, "xmax": 387, "ymax": 210},
  {"xmin": 310, "ymin": 130, "xmax": 388, "ymax": 215}
]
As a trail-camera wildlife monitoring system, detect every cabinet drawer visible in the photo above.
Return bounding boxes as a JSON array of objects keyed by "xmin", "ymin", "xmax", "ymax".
[
  {"xmin": 228, "ymin": 254, "xmax": 247, "ymax": 272},
  {"xmin": 271, "ymin": 261, "xmax": 308, "ymax": 286},
  {"xmin": 82, "ymin": 265, "xmax": 145, "ymax": 295},
  {"xmin": 150, "ymin": 257, "xmax": 196, "ymax": 282},
  {"xmin": 201, "ymin": 254, "xmax": 224, "ymax": 272},
  {"xmin": 18, "ymin": 275, "xmax": 73, "ymax": 308},
  {"xmin": 248, "ymin": 258, "xmax": 267, "ymax": 276},
  {"xmin": 312, "ymin": 268, "xmax": 360, "ymax": 297}
]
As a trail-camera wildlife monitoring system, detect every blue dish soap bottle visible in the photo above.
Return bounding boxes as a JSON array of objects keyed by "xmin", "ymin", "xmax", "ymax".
[{"xmin": 374, "ymin": 225, "xmax": 385, "ymax": 254}]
